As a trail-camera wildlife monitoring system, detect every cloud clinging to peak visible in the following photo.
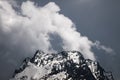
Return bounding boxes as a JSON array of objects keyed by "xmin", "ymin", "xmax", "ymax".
[{"xmin": 0, "ymin": 0, "xmax": 114, "ymax": 63}]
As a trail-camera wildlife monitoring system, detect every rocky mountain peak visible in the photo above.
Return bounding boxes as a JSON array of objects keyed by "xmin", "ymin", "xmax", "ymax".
[{"xmin": 10, "ymin": 50, "xmax": 114, "ymax": 80}]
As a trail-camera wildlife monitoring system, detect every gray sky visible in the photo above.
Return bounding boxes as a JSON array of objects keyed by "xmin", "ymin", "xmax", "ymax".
[{"xmin": 0, "ymin": 0, "xmax": 120, "ymax": 80}]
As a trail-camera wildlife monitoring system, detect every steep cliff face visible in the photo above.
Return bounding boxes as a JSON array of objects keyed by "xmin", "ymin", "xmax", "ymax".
[{"xmin": 10, "ymin": 50, "xmax": 114, "ymax": 80}]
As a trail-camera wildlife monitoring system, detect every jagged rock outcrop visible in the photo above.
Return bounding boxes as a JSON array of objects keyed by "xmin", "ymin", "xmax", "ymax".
[{"xmin": 10, "ymin": 50, "xmax": 114, "ymax": 80}]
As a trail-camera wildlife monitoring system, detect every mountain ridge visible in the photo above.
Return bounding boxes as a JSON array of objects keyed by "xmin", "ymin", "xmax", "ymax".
[{"xmin": 10, "ymin": 50, "xmax": 114, "ymax": 80}]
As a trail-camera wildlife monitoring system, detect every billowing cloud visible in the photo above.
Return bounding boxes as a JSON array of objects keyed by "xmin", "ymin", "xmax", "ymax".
[{"xmin": 0, "ymin": 0, "xmax": 114, "ymax": 63}]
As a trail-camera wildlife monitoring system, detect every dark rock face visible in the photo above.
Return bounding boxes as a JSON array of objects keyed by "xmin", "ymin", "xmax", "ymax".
[{"xmin": 10, "ymin": 50, "xmax": 114, "ymax": 80}]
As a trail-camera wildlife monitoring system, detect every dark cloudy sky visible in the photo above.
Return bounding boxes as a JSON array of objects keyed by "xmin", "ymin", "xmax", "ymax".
[{"xmin": 0, "ymin": 0, "xmax": 120, "ymax": 80}]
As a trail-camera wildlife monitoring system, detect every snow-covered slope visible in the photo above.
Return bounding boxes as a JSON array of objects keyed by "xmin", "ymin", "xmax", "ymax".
[{"xmin": 10, "ymin": 50, "xmax": 114, "ymax": 80}]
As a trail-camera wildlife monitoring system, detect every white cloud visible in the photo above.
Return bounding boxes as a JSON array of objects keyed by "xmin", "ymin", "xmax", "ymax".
[
  {"xmin": 0, "ymin": 1, "xmax": 114, "ymax": 61},
  {"xmin": 94, "ymin": 41, "xmax": 115, "ymax": 54}
]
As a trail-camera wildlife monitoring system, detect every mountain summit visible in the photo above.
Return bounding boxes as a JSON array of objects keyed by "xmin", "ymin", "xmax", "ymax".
[{"xmin": 10, "ymin": 50, "xmax": 114, "ymax": 80}]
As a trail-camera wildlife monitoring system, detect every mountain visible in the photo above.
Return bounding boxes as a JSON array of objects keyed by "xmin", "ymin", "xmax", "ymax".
[{"xmin": 10, "ymin": 50, "xmax": 114, "ymax": 80}]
